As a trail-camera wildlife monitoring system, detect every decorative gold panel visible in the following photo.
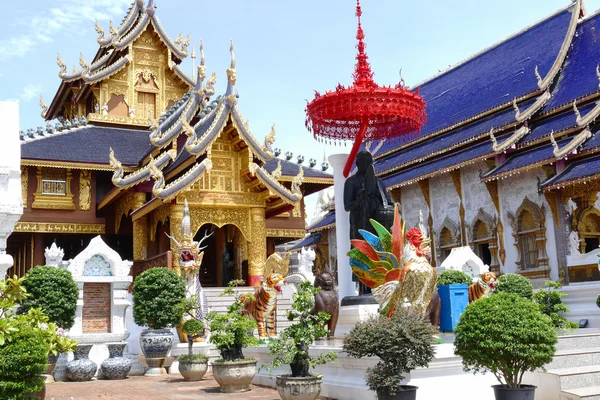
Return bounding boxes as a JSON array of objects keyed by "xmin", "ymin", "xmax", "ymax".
[
  {"xmin": 21, "ymin": 167, "xmax": 27, "ymax": 208},
  {"xmin": 79, "ymin": 170, "xmax": 91, "ymax": 210},
  {"xmin": 32, "ymin": 167, "xmax": 75, "ymax": 210},
  {"xmin": 266, "ymin": 228, "xmax": 305, "ymax": 238},
  {"xmin": 14, "ymin": 222, "xmax": 105, "ymax": 234}
]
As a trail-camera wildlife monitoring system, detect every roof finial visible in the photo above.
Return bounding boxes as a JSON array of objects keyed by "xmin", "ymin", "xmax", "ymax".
[
  {"xmin": 94, "ymin": 19, "xmax": 104, "ymax": 38},
  {"xmin": 226, "ymin": 40, "xmax": 237, "ymax": 89},
  {"xmin": 352, "ymin": 0, "xmax": 375, "ymax": 88},
  {"xmin": 109, "ymin": 20, "xmax": 117, "ymax": 37},
  {"xmin": 229, "ymin": 40, "xmax": 236, "ymax": 69},
  {"xmin": 200, "ymin": 40, "xmax": 205, "ymax": 66},
  {"xmin": 39, "ymin": 95, "xmax": 48, "ymax": 118},
  {"xmin": 191, "ymin": 43, "xmax": 196, "ymax": 59}
]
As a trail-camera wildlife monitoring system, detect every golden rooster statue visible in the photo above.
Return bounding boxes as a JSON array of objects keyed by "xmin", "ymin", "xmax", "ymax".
[{"xmin": 348, "ymin": 205, "xmax": 437, "ymax": 317}]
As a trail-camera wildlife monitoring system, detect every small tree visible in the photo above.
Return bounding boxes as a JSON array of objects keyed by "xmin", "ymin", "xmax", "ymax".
[
  {"xmin": 343, "ymin": 308, "xmax": 436, "ymax": 396},
  {"xmin": 454, "ymin": 292, "xmax": 557, "ymax": 388},
  {"xmin": 532, "ymin": 280, "xmax": 578, "ymax": 329},
  {"xmin": 263, "ymin": 280, "xmax": 337, "ymax": 377},
  {"xmin": 133, "ymin": 267, "xmax": 186, "ymax": 329},
  {"xmin": 207, "ymin": 280, "xmax": 259, "ymax": 361},
  {"xmin": 494, "ymin": 273, "xmax": 533, "ymax": 299},
  {"xmin": 437, "ymin": 270, "xmax": 473, "ymax": 286},
  {"xmin": 182, "ymin": 319, "xmax": 205, "ymax": 358},
  {"xmin": 18, "ymin": 265, "xmax": 79, "ymax": 329}
]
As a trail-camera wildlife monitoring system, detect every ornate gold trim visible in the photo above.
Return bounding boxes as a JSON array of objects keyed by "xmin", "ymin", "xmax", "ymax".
[
  {"xmin": 87, "ymin": 112, "xmax": 151, "ymax": 127},
  {"xmin": 32, "ymin": 167, "xmax": 75, "ymax": 210},
  {"xmin": 278, "ymin": 176, "xmax": 333, "ymax": 185},
  {"xmin": 22, "ymin": 159, "xmax": 135, "ymax": 172},
  {"xmin": 21, "ymin": 167, "xmax": 28, "ymax": 208},
  {"xmin": 266, "ymin": 228, "xmax": 306, "ymax": 238},
  {"xmin": 14, "ymin": 222, "xmax": 105, "ymax": 234},
  {"xmin": 79, "ymin": 170, "xmax": 91, "ymax": 210}
]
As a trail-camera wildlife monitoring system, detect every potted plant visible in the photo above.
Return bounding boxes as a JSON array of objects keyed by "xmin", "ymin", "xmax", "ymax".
[
  {"xmin": 207, "ymin": 280, "xmax": 259, "ymax": 393},
  {"xmin": 132, "ymin": 267, "xmax": 186, "ymax": 375},
  {"xmin": 532, "ymin": 280, "xmax": 578, "ymax": 330},
  {"xmin": 343, "ymin": 307, "xmax": 436, "ymax": 400},
  {"xmin": 494, "ymin": 273, "xmax": 533, "ymax": 299},
  {"xmin": 436, "ymin": 270, "xmax": 472, "ymax": 331},
  {"xmin": 177, "ymin": 319, "xmax": 208, "ymax": 381},
  {"xmin": 0, "ymin": 276, "xmax": 51, "ymax": 399},
  {"xmin": 263, "ymin": 280, "xmax": 337, "ymax": 400},
  {"xmin": 454, "ymin": 292, "xmax": 557, "ymax": 400}
]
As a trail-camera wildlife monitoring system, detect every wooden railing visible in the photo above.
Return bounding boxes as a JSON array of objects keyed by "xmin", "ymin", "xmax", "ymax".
[{"xmin": 129, "ymin": 251, "xmax": 173, "ymax": 291}]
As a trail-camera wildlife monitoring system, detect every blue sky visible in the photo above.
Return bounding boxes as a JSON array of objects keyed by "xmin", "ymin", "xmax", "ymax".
[{"xmin": 1, "ymin": 0, "xmax": 598, "ymax": 218}]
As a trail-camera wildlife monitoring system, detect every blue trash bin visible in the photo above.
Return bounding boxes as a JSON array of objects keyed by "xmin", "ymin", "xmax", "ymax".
[{"xmin": 439, "ymin": 284, "xmax": 469, "ymax": 332}]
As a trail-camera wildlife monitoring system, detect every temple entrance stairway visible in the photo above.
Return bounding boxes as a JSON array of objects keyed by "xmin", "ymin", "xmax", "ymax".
[
  {"xmin": 203, "ymin": 286, "xmax": 294, "ymax": 333},
  {"xmin": 524, "ymin": 330, "xmax": 600, "ymax": 400},
  {"xmin": 561, "ymin": 282, "xmax": 600, "ymax": 329}
]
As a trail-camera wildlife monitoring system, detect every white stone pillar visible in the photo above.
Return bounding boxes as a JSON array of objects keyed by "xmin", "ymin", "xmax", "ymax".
[
  {"xmin": 0, "ymin": 102, "xmax": 23, "ymax": 279},
  {"xmin": 328, "ymin": 154, "xmax": 357, "ymax": 300}
]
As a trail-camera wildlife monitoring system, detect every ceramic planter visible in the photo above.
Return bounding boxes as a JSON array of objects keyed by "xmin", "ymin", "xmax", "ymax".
[
  {"xmin": 377, "ymin": 385, "xmax": 418, "ymax": 400},
  {"xmin": 101, "ymin": 343, "xmax": 131, "ymax": 380},
  {"xmin": 276, "ymin": 375, "xmax": 323, "ymax": 400},
  {"xmin": 139, "ymin": 329, "xmax": 173, "ymax": 375},
  {"xmin": 492, "ymin": 384, "xmax": 536, "ymax": 400},
  {"xmin": 44, "ymin": 354, "xmax": 58, "ymax": 383},
  {"xmin": 65, "ymin": 344, "xmax": 97, "ymax": 382},
  {"xmin": 178, "ymin": 359, "xmax": 208, "ymax": 381},
  {"xmin": 212, "ymin": 359, "xmax": 257, "ymax": 393}
]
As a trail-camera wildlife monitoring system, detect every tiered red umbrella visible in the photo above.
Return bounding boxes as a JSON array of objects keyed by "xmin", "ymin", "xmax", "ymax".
[{"xmin": 306, "ymin": 0, "xmax": 427, "ymax": 177}]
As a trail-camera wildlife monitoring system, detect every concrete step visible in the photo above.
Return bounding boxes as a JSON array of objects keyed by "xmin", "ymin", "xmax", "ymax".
[
  {"xmin": 548, "ymin": 366, "xmax": 600, "ymax": 390},
  {"xmin": 561, "ymin": 386, "xmax": 600, "ymax": 400},
  {"xmin": 550, "ymin": 348, "xmax": 600, "ymax": 370},
  {"xmin": 557, "ymin": 333, "xmax": 600, "ymax": 351}
]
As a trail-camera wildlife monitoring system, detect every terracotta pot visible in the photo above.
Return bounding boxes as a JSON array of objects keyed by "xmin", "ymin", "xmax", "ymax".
[
  {"xmin": 178, "ymin": 359, "xmax": 208, "ymax": 381},
  {"xmin": 276, "ymin": 375, "xmax": 323, "ymax": 400},
  {"xmin": 212, "ymin": 359, "xmax": 257, "ymax": 393}
]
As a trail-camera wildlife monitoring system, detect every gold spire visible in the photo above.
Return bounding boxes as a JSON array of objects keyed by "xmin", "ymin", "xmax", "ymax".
[
  {"xmin": 191, "ymin": 43, "xmax": 196, "ymax": 59},
  {"xmin": 227, "ymin": 40, "xmax": 236, "ymax": 85},
  {"xmin": 229, "ymin": 40, "xmax": 235, "ymax": 69},
  {"xmin": 200, "ymin": 40, "xmax": 205, "ymax": 66}
]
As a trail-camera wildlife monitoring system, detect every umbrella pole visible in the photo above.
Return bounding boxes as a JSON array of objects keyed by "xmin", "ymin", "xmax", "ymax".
[{"xmin": 343, "ymin": 120, "xmax": 368, "ymax": 177}]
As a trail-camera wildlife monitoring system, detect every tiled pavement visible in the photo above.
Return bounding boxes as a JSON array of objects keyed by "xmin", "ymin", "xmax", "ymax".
[{"xmin": 46, "ymin": 373, "xmax": 283, "ymax": 400}]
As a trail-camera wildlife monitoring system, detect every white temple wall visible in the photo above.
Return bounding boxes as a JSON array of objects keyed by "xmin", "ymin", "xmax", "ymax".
[
  {"xmin": 400, "ymin": 183, "xmax": 429, "ymax": 229},
  {"xmin": 429, "ymin": 174, "xmax": 460, "ymax": 234},
  {"xmin": 498, "ymin": 169, "xmax": 559, "ymax": 280},
  {"xmin": 461, "ymin": 163, "xmax": 496, "ymax": 231}
]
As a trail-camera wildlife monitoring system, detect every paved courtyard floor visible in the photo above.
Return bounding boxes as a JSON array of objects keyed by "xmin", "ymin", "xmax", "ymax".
[{"xmin": 46, "ymin": 373, "xmax": 285, "ymax": 400}]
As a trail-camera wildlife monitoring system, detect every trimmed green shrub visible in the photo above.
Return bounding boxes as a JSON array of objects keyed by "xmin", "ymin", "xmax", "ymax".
[
  {"xmin": 437, "ymin": 270, "xmax": 473, "ymax": 287},
  {"xmin": 343, "ymin": 308, "xmax": 436, "ymax": 396},
  {"xmin": 454, "ymin": 292, "xmax": 557, "ymax": 388},
  {"xmin": 532, "ymin": 280, "xmax": 578, "ymax": 329},
  {"xmin": 0, "ymin": 319, "xmax": 50, "ymax": 399},
  {"xmin": 596, "ymin": 294, "xmax": 600, "ymax": 309},
  {"xmin": 207, "ymin": 280, "xmax": 258, "ymax": 362},
  {"xmin": 133, "ymin": 267, "xmax": 186, "ymax": 329},
  {"xmin": 18, "ymin": 265, "xmax": 79, "ymax": 329},
  {"xmin": 182, "ymin": 318, "xmax": 205, "ymax": 358},
  {"xmin": 494, "ymin": 273, "xmax": 533, "ymax": 299}
]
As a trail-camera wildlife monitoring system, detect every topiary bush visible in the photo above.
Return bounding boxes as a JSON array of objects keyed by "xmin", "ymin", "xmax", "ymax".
[
  {"xmin": 454, "ymin": 292, "xmax": 557, "ymax": 388},
  {"xmin": 596, "ymin": 294, "xmax": 600, "ymax": 309},
  {"xmin": 343, "ymin": 308, "xmax": 436, "ymax": 396},
  {"xmin": 532, "ymin": 280, "xmax": 578, "ymax": 330},
  {"xmin": 133, "ymin": 267, "xmax": 186, "ymax": 330},
  {"xmin": 181, "ymin": 319, "xmax": 205, "ymax": 358},
  {"xmin": 437, "ymin": 270, "xmax": 473, "ymax": 286},
  {"xmin": 18, "ymin": 265, "xmax": 79, "ymax": 329},
  {"xmin": 494, "ymin": 273, "xmax": 533, "ymax": 299}
]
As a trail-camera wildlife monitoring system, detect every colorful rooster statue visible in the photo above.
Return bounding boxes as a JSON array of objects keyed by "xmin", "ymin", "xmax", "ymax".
[{"xmin": 348, "ymin": 204, "xmax": 437, "ymax": 317}]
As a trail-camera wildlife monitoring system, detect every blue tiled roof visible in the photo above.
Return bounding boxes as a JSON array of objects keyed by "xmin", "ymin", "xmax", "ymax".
[
  {"xmin": 376, "ymin": 6, "xmax": 575, "ymax": 156},
  {"xmin": 374, "ymin": 102, "xmax": 530, "ymax": 174},
  {"xmin": 382, "ymin": 141, "xmax": 494, "ymax": 188},
  {"xmin": 543, "ymin": 154, "xmax": 600, "ymax": 187},
  {"xmin": 307, "ymin": 210, "xmax": 336, "ymax": 232},
  {"xmin": 545, "ymin": 12, "xmax": 600, "ymax": 110},
  {"xmin": 524, "ymin": 103, "xmax": 595, "ymax": 144},
  {"xmin": 288, "ymin": 233, "xmax": 323, "ymax": 251},
  {"xmin": 21, "ymin": 125, "xmax": 152, "ymax": 166}
]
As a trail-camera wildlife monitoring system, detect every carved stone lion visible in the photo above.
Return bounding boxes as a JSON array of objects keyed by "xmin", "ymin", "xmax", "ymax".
[{"xmin": 311, "ymin": 272, "xmax": 339, "ymax": 338}]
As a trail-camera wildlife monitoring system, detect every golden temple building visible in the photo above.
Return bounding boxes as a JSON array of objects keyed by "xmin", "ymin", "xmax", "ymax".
[{"xmin": 9, "ymin": 0, "xmax": 332, "ymax": 286}]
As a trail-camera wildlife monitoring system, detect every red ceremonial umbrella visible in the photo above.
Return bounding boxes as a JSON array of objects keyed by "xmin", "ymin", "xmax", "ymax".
[{"xmin": 305, "ymin": 0, "xmax": 427, "ymax": 177}]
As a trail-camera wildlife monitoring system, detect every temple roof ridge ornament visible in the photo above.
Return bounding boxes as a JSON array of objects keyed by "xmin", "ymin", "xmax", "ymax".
[
  {"xmin": 226, "ymin": 40, "xmax": 236, "ymax": 95},
  {"xmin": 490, "ymin": 126, "xmax": 530, "ymax": 153},
  {"xmin": 110, "ymin": 147, "xmax": 175, "ymax": 189},
  {"xmin": 97, "ymin": 0, "xmax": 143, "ymax": 47},
  {"xmin": 513, "ymin": 91, "xmax": 551, "ymax": 122},
  {"xmin": 231, "ymin": 104, "xmax": 275, "ymax": 161},
  {"xmin": 39, "ymin": 95, "xmax": 48, "ymax": 118},
  {"xmin": 20, "ymin": 118, "xmax": 89, "ymax": 144},
  {"xmin": 149, "ymin": 156, "xmax": 212, "ymax": 201},
  {"xmin": 249, "ymin": 162, "xmax": 303, "ymax": 205},
  {"xmin": 550, "ymin": 128, "xmax": 592, "ymax": 160}
]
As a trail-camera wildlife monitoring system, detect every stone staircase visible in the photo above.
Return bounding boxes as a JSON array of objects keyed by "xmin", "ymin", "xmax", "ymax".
[
  {"xmin": 561, "ymin": 282, "xmax": 600, "ymax": 329},
  {"xmin": 525, "ymin": 331, "xmax": 600, "ymax": 400},
  {"xmin": 203, "ymin": 287, "xmax": 294, "ymax": 333}
]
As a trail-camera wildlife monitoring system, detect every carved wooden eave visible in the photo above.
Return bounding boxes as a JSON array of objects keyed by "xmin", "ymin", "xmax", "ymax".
[
  {"xmin": 149, "ymin": 158, "xmax": 213, "ymax": 201},
  {"xmin": 513, "ymin": 91, "xmax": 551, "ymax": 123},
  {"xmin": 248, "ymin": 162, "xmax": 303, "ymax": 205},
  {"xmin": 110, "ymin": 148, "xmax": 176, "ymax": 189},
  {"xmin": 230, "ymin": 104, "xmax": 275, "ymax": 162},
  {"xmin": 490, "ymin": 126, "xmax": 530, "ymax": 153},
  {"xmin": 172, "ymin": 64, "xmax": 194, "ymax": 87},
  {"xmin": 573, "ymin": 98, "xmax": 600, "ymax": 127},
  {"xmin": 550, "ymin": 128, "xmax": 592, "ymax": 160},
  {"xmin": 184, "ymin": 100, "xmax": 229, "ymax": 156},
  {"xmin": 535, "ymin": 0, "xmax": 581, "ymax": 90}
]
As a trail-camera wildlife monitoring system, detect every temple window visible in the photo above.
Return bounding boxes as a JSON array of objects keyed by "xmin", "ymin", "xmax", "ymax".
[
  {"xmin": 107, "ymin": 94, "xmax": 128, "ymax": 117},
  {"xmin": 41, "ymin": 168, "xmax": 66, "ymax": 195},
  {"xmin": 135, "ymin": 69, "xmax": 159, "ymax": 119},
  {"xmin": 436, "ymin": 216, "xmax": 461, "ymax": 264},
  {"xmin": 576, "ymin": 208, "xmax": 600, "ymax": 254},
  {"xmin": 137, "ymin": 92, "xmax": 156, "ymax": 119},
  {"xmin": 470, "ymin": 208, "xmax": 499, "ymax": 272},
  {"xmin": 508, "ymin": 197, "xmax": 549, "ymax": 273},
  {"xmin": 32, "ymin": 167, "xmax": 75, "ymax": 210}
]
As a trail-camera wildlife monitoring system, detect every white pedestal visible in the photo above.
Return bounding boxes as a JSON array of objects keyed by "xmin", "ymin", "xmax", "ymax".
[
  {"xmin": 334, "ymin": 304, "xmax": 380, "ymax": 336},
  {"xmin": 328, "ymin": 153, "xmax": 357, "ymax": 300}
]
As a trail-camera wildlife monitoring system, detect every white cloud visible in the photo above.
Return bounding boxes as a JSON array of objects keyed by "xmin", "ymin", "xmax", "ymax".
[
  {"xmin": 20, "ymin": 84, "xmax": 41, "ymax": 102},
  {"xmin": 0, "ymin": 0, "xmax": 132, "ymax": 61}
]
